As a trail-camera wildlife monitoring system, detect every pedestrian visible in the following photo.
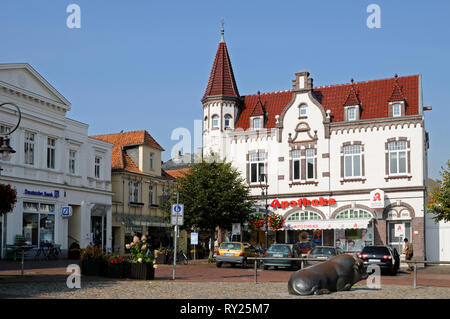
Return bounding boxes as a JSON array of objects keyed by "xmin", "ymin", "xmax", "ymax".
[{"xmin": 402, "ymin": 238, "xmax": 414, "ymax": 271}]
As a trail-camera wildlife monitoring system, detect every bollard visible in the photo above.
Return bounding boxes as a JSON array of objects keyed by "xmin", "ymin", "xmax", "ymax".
[
  {"xmin": 413, "ymin": 264, "xmax": 417, "ymax": 289},
  {"xmin": 254, "ymin": 258, "xmax": 258, "ymax": 284}
]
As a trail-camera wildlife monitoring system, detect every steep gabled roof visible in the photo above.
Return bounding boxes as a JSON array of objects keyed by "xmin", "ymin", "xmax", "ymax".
[
  {"xmin": 389, "ymin": 74, "xmax": 406, "ymax": 102},
  {"xmin": 249, "ymin": 91, "xmax": 265, "ymax": 117},
  {"xmin": 203, "ymin": 40, "xmax": 240, "ymax": 99},
  {"xmin": 343, "ymin": 79, "xmax": 360, "ymax": 106},
  {"xmin": 165, "ymin": 168, "xmax": 191, "ymax": 180}
]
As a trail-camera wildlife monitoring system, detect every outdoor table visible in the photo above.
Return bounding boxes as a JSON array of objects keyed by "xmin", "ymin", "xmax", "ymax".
[{"xmin": 7, "ymin": 245, "xmax": 34, "ymax": 276}]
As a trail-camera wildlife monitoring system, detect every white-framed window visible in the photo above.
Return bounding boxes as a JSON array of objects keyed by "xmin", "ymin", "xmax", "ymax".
[
  {"xmin": 249, "ymin": 152, "xmax": 265, "ymax": 183},
  {"xmin": 69, "ymin": 150, "xmax": 76, "ymax": 174},
  {"xmin": 149, "ymin": 153, "xmax": 154, "ymax": 170},
  {"xmin": 388, "ymin": 140, "xmax": 407, "ymax": 175},
  {"xmin": 47, "ymin": 137, "xmax": 56, "ymax": 169},
  {"xmin": 253, "ymin": 118, "xmax": 261, "ymax": 129},
  {"xmin": 287, "ymin": 211, "xmax": 322, "ymax": 221},
  {"xmin": 149, "ymin": 185, "xmax": 154, "ymax": 206},
  {"xmin": 347, "ymin": 107, "xmax": 356, "ymax": 121},
  {"xmin": 129, "ymin": 181, "xmax": 139, "ymax": 202},
  {"xmin": 392, "ymin": 103, "xmax": 401, "ymax": 117},
  {"xmin": 212, "ymin": 115, "xmax": 219, "ymax": 128},
  {"xmin": 343, "ymin": 145, "xmax": 362, "ymax": 178},
  {"xmin": 306, "ymin": 149, "xmax": 315, "ymax": 180},
  {"xmin": 299, "ymin": 104, "xmax": 307, "ymax": 116},
  {"xmin": 336, "ymin": 209, "xmax": 372, "ymax": 219},
  {"xmin": 24, "ymin": 131, "xmax": 35, "ymax": 165},
  {"xmin": 224, "ymin": 115, "xmax": 232, "ymax": 128},
  {"xmin": 22, "ymin": 202, "xmax": 55, "ymax": 247},
  {"xmin": 94, "ymin": 156, "xmax": 101, "ymax": 179},
  {"xmin": 292, "ymin": 150, "xmax": 301, "ymax": 181}
]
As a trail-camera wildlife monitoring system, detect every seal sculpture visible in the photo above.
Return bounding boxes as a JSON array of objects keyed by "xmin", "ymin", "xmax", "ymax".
[{"xmin": 288, "ymin": 254, "xmax": 368, "ymax": 295}]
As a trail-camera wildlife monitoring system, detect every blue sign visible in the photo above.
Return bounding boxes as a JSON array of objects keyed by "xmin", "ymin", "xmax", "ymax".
[
  {"xmin": 24, "ymin": 189, "xmax": 60, "ymax": 198},
  {"xmin": 172, "ymin": 204, "xmax": 184, "ymax": 215},
  {"xmin": 61, "ymin": 206, "xmax": 72, "ymax": 217}
]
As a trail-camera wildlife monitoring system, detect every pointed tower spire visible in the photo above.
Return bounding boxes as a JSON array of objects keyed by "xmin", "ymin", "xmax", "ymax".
[{"xmin": 202, "ymin": 23, "xmax": 240, "ymax": 102}]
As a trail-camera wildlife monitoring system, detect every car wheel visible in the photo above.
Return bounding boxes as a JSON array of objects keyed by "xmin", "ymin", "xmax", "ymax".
[
  {"xmin": 216, "ymin": 262, "xmax": 222, "ymax": 268},
  {"xmin": 230, "ymin": 263, "xmax": 235, "ymax": 268},
  {"xmin": 241, "ymin": 259, "xmax": 247, "ymax": 269},
  {"xmin": 274, "ymin": 266, "xmax": 278, "ymax": 270},
  {"xmin": 263, "ymin": 265, "xmax": 269, "ymax": 270}
]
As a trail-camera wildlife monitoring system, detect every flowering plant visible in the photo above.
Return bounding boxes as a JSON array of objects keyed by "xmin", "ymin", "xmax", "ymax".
[
  {"xmin": 80, "ymin": 245, "xmax": 103, "ymax": 260},
  {"xmin": 267, "ymin": 213, "xmax": 285, "ymax": 230},
  {"xmin": 108, "ymin": 255, "xmax": 125, "ymax": 264},
  {"xmin": 247, "ymin": 213, "xmax": 266, "ymax": 231},
  {"xmin": 126, "ymin": 235, "xmax": 156, "ymax": 266},
  {"xmin": 0, "ymin": 184, "xmax": 17, "ymax": 216}
]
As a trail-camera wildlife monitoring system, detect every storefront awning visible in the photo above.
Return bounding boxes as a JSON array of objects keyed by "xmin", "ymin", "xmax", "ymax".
[{"xmin": 283, "ymin": 218, "xmax": 372, "ymax": 230}]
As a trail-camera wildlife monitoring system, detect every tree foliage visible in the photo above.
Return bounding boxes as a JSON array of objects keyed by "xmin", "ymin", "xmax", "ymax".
[{"xmin": 427, "ymin": 160, "xmax": 450, "ymax": 222}]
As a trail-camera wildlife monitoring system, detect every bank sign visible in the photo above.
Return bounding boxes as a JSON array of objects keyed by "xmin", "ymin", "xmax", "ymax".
[
  {"xmin": 24, "ymin": 189, "xmax": 60, "ymax": 198},
  {"xmin": 271, "ymin": 197, "xmax": 336, "ymax": 209}
]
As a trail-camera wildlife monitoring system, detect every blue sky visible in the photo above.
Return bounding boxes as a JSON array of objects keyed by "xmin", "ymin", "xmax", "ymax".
[{"xmin": 0, "ymin": 0, "xmax": 449, "ymax": 179}]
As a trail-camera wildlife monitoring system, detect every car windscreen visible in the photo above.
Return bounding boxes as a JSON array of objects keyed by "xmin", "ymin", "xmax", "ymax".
[
  {"xmin": 310, "ymin": 247, "xmax": 335, "ymax": 255},
  {"xmin": 220, "ymin": 243, "xmax": 242, "ymax": 250},
  {"xmin": 268, "ymin": 245, "xmax": 291, "ymax": 253},
  {"xmin": 362, "ymin": 247, "xmax": 390, "ymax": 255}
]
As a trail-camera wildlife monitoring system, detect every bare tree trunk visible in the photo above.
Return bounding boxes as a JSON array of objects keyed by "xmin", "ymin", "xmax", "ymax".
[{"xmin": 209, "ymin": 229, "xmax": 215, "ymax": 260}]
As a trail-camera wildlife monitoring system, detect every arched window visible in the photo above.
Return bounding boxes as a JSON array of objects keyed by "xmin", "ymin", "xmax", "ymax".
[
  {"xmin": 287, "ymin": 211, "xmax": 322, "ymax": 221},
  {"xmin": 335, "ymin": 209, "xmax": 373, "ymax": 219},
  {"xmin": 212, "ymin": 115, "xmax": 219, "ymax": 128},
  {"xmin": 224, "ymin": 114, "xmax": 232, "ymax": 128},
  {"xmin": 299, "ymin": 104, "xmax": 307, "ymax": 116}
]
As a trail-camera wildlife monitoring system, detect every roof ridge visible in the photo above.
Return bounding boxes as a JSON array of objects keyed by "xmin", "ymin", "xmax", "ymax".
[{"xmin": 314, "ymin": 74, "xmax": 419, "ymax": 89}]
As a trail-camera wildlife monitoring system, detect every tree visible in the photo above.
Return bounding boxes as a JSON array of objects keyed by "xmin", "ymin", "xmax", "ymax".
[
  {"xmin": 0, "ymin": 183, "xmax": 17, "ymax": 216},
  {"xmin": 165, "ymin": 155, "xmax": 254, "ymax": 259},
  {"xmin": 427, "ymin": 160, "xmax": 450, "ymax": 222}
]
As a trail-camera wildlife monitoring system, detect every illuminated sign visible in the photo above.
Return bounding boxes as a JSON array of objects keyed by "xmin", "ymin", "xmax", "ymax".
[
  {"xmin": 271, "ymin": 197, "xmax": 336, "ymax": 209},
  {"xmin": 24, "ymin": 189, "xmax": 60, "ymax": 198}
]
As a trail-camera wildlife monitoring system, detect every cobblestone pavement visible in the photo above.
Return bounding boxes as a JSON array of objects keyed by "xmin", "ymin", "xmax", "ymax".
[
  {"xmin": 1, "ymin": 280, "xmax": 450, "ymax": 299},
  {"xmin": 1, "ymin": 260, "xmax": 450, "ymax": 299}
]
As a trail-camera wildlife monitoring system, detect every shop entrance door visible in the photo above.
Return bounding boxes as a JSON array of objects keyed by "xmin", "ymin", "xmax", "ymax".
[
  {"xmin": 91, "ymin": 216, "xmax": 106, "ymax": 251},
  {"xmin": 388, "ymin": 221, "xmax": 411, "ymax": 254}
]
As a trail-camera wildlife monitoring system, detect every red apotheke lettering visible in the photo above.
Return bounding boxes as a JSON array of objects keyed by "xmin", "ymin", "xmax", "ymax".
[{"xmin": 270, "ymin": 197, "xmax": 336, "ymax": 209}]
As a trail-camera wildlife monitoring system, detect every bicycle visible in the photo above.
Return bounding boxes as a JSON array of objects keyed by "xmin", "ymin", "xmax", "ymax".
[
  {"xmin": 167, "ymin": 250, "xmax": 188, "ymax": 265},
  {"xmin": 34, "ymin": 244, "xmax": 50, "ymax": 261},
  {"xmin": 47, "ymin": 244, "xmax": 61, "ymax": 260}
]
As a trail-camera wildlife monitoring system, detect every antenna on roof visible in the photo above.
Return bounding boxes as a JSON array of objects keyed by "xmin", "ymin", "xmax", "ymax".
[{"xmin": 220, "ymin": 19, "xmax": 225, "ymax": 43}]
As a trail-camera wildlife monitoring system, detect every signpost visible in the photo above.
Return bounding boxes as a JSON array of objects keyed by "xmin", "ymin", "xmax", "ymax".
[
  {"xmin": 232, "ymin": 223, "xmax": 241, "ymax": 241},
  {"xmin": 191, "ymin": 232, "xmax": 198, "ymax": 260},
  {"xmin": 171, "ymin": 195, "xmax": 183, "ymax": 280}
]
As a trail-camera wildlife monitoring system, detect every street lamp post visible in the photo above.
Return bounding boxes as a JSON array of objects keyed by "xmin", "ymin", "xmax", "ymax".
[
  {"xmin": 0, "ymin": 102, "xmax": 22, "ymax": 174},
  {"xmin": 259, "ymin": 174, "xmax": 269, "ymax": 250}
]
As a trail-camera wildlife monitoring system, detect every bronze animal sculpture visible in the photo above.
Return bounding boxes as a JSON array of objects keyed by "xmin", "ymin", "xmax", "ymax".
[{"xmin": 288, "ymin": 254, "xmax": 368, "ymax": 295}]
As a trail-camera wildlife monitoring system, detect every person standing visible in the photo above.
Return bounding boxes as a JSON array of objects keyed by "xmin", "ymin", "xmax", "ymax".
[{"xmin": 403, "ymin": 238, "xmax": 414, "ymax": 271}]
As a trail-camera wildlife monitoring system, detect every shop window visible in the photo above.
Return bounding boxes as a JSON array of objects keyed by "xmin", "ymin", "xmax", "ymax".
[
  {"xmin": 249, "ymin": 152, "xmax": 265, "ymax": 184},
  {"xmin": 335, "ymin": 226, "xmax": 373, "ymax": 253},
  {"xmin": 388, "ymin": 140, "xmax": 407, "ymax": 175},
  {"xmin": 23, "ymin": 202, "xmax": 55, "ymax": 247}
]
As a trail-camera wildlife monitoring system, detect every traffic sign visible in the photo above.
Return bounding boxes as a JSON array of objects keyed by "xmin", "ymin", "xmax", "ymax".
[
  {"xmin": 172, "ymin": 204, "xmax": 184, "ymax": 215},
  {"xmin": 395, "ymin": 223, "xmax": 405, "ymax": 238},
  {"xmin": 191, "ymin": 232, "xmax": 198, "ymax": 245}
]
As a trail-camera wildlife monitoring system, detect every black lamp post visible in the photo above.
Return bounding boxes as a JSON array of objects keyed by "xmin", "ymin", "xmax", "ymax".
[
  {"xmin": 259, "ymin": 174, "xmax": 268, "ymax": 250},
  {"xmin": 0, "ymin": 102, "xmax": 21, "ymax": 174}
]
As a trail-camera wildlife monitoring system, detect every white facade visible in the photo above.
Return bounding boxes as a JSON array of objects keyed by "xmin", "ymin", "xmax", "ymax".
[
  {"xmin": 202, "ymin": 70, "xmax": 429, "ymax": 259},
  {"xmin": 0, "ymin": 63, "xmax": 113, "ymax": 258}
]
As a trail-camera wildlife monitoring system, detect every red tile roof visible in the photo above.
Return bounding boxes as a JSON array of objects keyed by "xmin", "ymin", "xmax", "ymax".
[
  {"xmin": 343, "ymin": 79, "xmax": 361, "ymax": 106},
  {"xmin": 249, "ymin": 91, "xmax": 266, "ymax": 117},
  {"xmin": 203, "ymin": 41, "xmax": 240, "ymax": 99},
  {"xmin": 91, "ymin": 130, "xmax": 164, "ymax": 174},
  {"xmin": 235, "ymin": 75, "xmax": 419, "ymax": 129},
  {"xmin": 165, "ymin": 168, "xmax": 191, "ymax": 180}
]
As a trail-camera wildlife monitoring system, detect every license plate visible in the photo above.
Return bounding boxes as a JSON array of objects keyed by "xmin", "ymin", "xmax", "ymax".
[
  {"xmin": 317, "ymin": 256, "xmax": 327, "ymax": 260},
  {"xmin": 369, "ymin": 259, "xmax": 380, "ymax": 263},
  {"xmin": 273, "ymin": 254, "xmax": 283, "ymax": 257},
  {"xmin": 224, "ymin": 253, "xmax": 234, "ymax": 256}
]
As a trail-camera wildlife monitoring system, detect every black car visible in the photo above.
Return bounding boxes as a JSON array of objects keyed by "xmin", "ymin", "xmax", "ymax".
[{"xmin": 359, "ymin": 246, "xmax": 400, "ymax": 275}]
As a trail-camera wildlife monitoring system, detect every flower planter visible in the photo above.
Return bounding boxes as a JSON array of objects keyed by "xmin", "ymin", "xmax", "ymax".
[
  {"xmin": 80, "ymin": 259, "xmax": 102, "ymax": 276},
  {"xmin": 130, "ymin": 263, "xmax": 155, "ymax": 280},
  {"xmin": 106, "ymin": 263, "xmax": 125, "ymax": 278},
  {"xmin": 156, "ymin": 253, "xmax": 166, "ymax": 264}
]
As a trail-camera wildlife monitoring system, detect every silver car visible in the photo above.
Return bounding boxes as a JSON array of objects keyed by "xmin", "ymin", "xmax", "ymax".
[{"xmin": 304, "ymin": 246, "xmax": 344, "ymax": 267}]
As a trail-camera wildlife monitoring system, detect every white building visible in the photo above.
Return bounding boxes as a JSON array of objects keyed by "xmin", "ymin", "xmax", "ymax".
[
  {"xmin": 0, "ymin": 63, "xmax": 113, "ymax": 258},
  {"xmin": 202, "ymin": 32, "xmax": 433, "ymax": 260}
]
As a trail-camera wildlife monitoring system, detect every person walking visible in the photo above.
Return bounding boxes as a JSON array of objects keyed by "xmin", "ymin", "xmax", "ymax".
[{"xmin": 403, "ymin": 238, "xmax": 414, "ymax": 271}]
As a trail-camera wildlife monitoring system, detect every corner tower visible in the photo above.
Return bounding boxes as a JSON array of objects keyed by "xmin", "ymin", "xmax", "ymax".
[{"xmin": 202, "ymin": 26, "xmax": 240, "ymax": 158}]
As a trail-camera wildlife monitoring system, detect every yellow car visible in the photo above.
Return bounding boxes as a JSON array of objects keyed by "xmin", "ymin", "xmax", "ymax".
[{"xmin": 216, "ymin": 242, "xmax": 260, "ymax": 268}]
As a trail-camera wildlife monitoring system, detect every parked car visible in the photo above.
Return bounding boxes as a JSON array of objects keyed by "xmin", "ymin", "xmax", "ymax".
[
  {"xmin": 359, "ymin": 246, "xmax": 400, "ymax": 275},
  {"xmin": 263, "ymin": 244, "xmax": 301, "ymax": 270},
  {"xmin": 216, "ymin": 242, "xmax": 260, "ymax": 268},
  {"xmin": 304, "ymin": 246, "xmax": 344, "ymax": 267}
]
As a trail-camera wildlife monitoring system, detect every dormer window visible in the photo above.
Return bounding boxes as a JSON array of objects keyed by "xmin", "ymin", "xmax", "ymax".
[
  {"xmin": 299, "ymin": 104, "xmax": 307, "ymax": 116},
  {"xmin": 392, "ymin": 103, "xmax": 401, "ymax": 117},
  {"xmin": 253, "ymin": 117, "xmax": 261, "ymax": 129},
  {"xmin": 212, "ymin": 115, "xmax": 219, "ymax": 128},
  {"xmin": 346, "ymin": 107, "xmax": 356, "ymax": 121}
]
